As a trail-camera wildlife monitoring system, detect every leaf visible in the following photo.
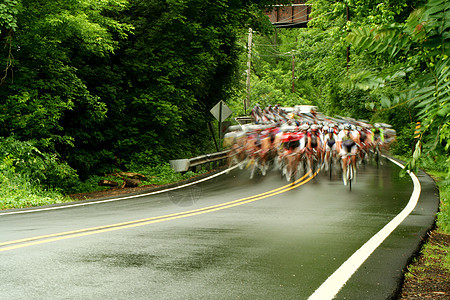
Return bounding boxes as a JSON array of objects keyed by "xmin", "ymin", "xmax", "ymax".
[
  {"xmin": 437, "ymin": 80, "xmax": 450, "ymax": 94},
  {"xmin": 417, "ymin": 105, "xmax": 438, "ymax": 117},
  {"xmin": 437, "ymin": 105, "xmax": 450, "ymax": 117},
  {"xmin": 415, "ymin": 96, "xmax": 437, "ymax": 109},
  {"xmin": 414, "ymin": 91, "xmax": 438, "ymax": 107},
  {"xmin": 380, "ymin": 95, "xmax": 391, "ymax": 107},
  {"xmin": 425, "ymin": 2, "xmax": 448, "ymax": 16},
  {"xmin": 438, "ymin": 94, "xmax": 450, "ymax": 104}
]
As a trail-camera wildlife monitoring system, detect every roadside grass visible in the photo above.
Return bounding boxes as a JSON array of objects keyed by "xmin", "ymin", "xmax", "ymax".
[
  {"xmin": 0, "ymin": 173, "xmax": 73, "ymax": 210},
  {"xmin": 433, "ymin": 173, "xmax": 449, "ymax": 234},
  {"xmin": 395, "ymin": 154, "xmax": 449, "ymax": 234},
  {"xmin": 397, "ymin": 153, "xmax": 450, "ymax": 293},
  {"xmin": 404, "ymin": 238, "xmax": 450, "ymax": 281},
  {"xmin": 0, "ymin": 163, "xmax": 206, "ymax": 210},
  {"xmin": 419, "ymin": 168, "xmax": 449, "ymax": 235}
]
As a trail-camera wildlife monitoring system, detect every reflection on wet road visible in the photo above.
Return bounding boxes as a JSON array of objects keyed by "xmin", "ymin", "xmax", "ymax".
[{"xmin": 0, "ymin": 159, "xmax": 438, "ymax": 299}]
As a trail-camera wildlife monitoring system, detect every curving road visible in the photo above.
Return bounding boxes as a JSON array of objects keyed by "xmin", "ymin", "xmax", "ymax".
[{"xmin": 0, "ymin": 158, "xmax": 439, "ymax": 299}]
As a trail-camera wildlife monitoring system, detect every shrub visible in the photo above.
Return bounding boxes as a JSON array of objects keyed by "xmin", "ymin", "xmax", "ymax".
[{"xmin": 0, "ymin": 136, "xmax": 79, "ymax": 193}]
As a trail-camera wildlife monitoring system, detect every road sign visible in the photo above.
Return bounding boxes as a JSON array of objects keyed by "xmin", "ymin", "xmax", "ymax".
[{"xmin": 210, "ymin": 101, "xmax": 232, "ymax": 121}]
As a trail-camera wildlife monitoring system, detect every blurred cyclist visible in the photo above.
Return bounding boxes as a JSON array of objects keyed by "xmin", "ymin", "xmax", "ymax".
[{"xmin": 337, "ymin": 123, "xmax": 360, "ymax": 185}]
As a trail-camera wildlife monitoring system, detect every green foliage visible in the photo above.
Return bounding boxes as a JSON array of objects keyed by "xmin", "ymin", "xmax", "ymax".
[
  {"xmin": 134, "ymin": 163, "xmax": 202, "ymax": 186},
  {"xmin": 240, "ymin": 25, "xmax": 347, "ymax": 112},
  {"xmin": 346, "ymin": 0, "xmax": 450, "ymax": 176},
  {"xmin": 0, "ymin": 138, "xmax": 74, "ymax": 210},
  {"xmin": 76, "ymin": 0, "xmax": 284, "ymax": 172},
  {"xmin": 0, "ymin": 0, "xmax": 132, "ymax": 179},
  {"xmin": 0, "ymin": 0, "xmax": 284, "ymax": 194},
  {"xmin": 71, "ymin": 163, "xmax": 204, "ymax": 196},
  {"xmin": 308, "ymin": 0, "xmax": 425, "ymax": 29},
  {"xmin": 0, "ymin": 173, "xmax": 68, "ymax": 210},
  {"xmin": 406, "ymin": 154, "xmax": 450, "ymax": 233},
  {"xmin": 0, "ymin": 137, "xmax": 79, "ymax": 192},
  {"xmin": 0, "ymin": 0, "xmax": 19, "ymax": 32},
  {"xmin": 437, "ymin": 181, "xmax": 450, "ymax": 233}
]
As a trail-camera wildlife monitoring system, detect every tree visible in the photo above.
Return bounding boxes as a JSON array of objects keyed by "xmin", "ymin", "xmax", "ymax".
[
  {"xmin": 0, "ymin": 0, "xmax": 133, "ymax": 178},
  {"xmin": 1, "ymin": 0, "xmax": 285, "ymax": 182},
  {"xmin": 77, "ymin": 0, "xmax": 286, "ymax": 170},
  {"xmin": 346, "ymin": 0, "xmax": 449, "ymax": 174}
]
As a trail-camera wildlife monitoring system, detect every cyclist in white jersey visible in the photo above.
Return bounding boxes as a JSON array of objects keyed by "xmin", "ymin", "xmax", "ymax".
[
  {"xmin": 323, "ymin": 127, "xmax": 338, "ymax": 170},
  {"xmin": 337, "ymin": 123, "xmax": 360, "ymax": 185}
]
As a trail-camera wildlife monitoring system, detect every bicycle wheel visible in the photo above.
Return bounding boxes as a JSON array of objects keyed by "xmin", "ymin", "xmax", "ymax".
[
  {"xmin": 249, "ymin": 159, "xmax": 257, "ymax": 179},
  {"xmin": 285, "ymin": 163, "xmax": 292, "ymax": 182},
  {"xmin": 260, "ymin": 159, "xmax": 267, "ymax": 176},
  {"xmin": 306, "ymin": 155, "xmax": 313, "ymax": 176},
  {"xmin": 329, "ymin": 155, "xmax": 333, "ymax": 179},
  {"xmin": 347, "ymin": 162, "xmax": 353, "ymax": 191},
  {"xmin": 230, "ymin": 154, "xmax": 239, "ymax": 167},
  {"xmin": 297, "ymin": 155, "xmax": 304, "ymax": 175},
  {"xmin": 375, "ymin": 148, "xmax": 380, "ymax": 168}
]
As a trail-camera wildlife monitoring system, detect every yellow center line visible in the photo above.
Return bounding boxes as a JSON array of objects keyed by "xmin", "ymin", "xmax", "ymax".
[{"xmin": 0, "ymin": 170, "xmax": 319, "ymax": 252}]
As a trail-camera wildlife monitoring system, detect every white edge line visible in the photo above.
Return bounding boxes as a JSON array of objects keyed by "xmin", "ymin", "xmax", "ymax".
[
  {"xmin": 0, "ymin": 164, "xmax": 242, "ymax": 216},
  {"xmin": 308, "ymin": 156, "xmax": 421, "ymax": 300}
]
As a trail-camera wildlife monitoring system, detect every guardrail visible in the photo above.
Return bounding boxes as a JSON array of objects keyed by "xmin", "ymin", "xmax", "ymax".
[{"xmin": 169, "ymin": 150, "xmax": 229, "ymax": 173}]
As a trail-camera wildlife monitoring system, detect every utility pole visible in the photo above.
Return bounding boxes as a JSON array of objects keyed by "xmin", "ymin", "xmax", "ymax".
[
  {"xmin": 292, "ymin": 53, "xmax": 295, "ymax": 93},
  {"xmin": 245, "ymin": 28, "xmax": 252, "ymax": 115},
  {"xmin": 346, "ymin": 5, "xmax": 350, "ymax": 72},
  {"xmin": 274, "ymin": 28, "xmax": 279, "ymax": 65}
]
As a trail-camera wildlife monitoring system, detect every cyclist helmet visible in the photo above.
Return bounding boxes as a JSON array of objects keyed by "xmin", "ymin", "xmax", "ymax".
[
  {"xmin": 344, "ymin": 123, "xmax": 352, "ymax": 130},
  {"xmin": 301, "ymin": 124, "xmax": 309, "ymax": 131},
  {"xmin": 311, "ymin": 124, "xmax": 319, "ymax": 131},
  {"xmin": 323, "ymin": 125, "xmax": 329, "ymax": 131},
  {"xmin": 374, "ymin": 123, "xmax": 381, "ymax": 128}
]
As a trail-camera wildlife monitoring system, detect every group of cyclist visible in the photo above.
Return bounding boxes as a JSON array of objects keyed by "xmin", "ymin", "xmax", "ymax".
[{"xmin": 224, "ymin": 104, "xmax": 396, "ymax": 185}]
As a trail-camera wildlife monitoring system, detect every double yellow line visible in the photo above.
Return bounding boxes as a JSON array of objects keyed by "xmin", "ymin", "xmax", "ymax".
[{"xmin": 0, "ymin": 170, "xmax": 318, "ymax": 252}]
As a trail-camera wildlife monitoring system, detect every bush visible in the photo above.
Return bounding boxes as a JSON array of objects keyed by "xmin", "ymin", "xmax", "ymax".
[
  {"xmin": 127, "ymin": 163, "xmax": 201, "ymax": 186},
  {"xmin": 0, "ymin": 155, "xmax": 69, "ymax": 210},
  {"xmin": 0, "ymin": 137, "xmax": 79, "ymax": 193}
]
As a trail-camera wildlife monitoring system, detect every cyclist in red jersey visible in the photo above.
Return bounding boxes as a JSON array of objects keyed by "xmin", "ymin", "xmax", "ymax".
[
  {"xmin": 279, "ymin": 126, "xmax": 303, "ymax": 181},
  {"xmin": 307, "ymin": 124, "xmax": 323, "ymax": 168}
]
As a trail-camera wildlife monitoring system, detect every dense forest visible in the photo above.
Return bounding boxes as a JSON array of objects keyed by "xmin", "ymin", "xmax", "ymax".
[
  {"xmin": 231, "ymin": 0, "xmax": 449, "ymax": 175},
  {"xmin": 0, "ymin": 0, "xmax": 448, "ymax": 205}
]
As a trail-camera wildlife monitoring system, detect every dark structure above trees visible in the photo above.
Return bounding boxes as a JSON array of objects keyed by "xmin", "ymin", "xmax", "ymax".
[{"xmin": 265, "ymin": 1, "xmax": 311, "ymax": 28}]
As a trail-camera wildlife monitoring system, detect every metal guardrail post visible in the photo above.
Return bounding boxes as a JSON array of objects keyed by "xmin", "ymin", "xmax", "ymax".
[{"xmin": 169, "ymin": 150, "xmax": 230, "ymax": 173}]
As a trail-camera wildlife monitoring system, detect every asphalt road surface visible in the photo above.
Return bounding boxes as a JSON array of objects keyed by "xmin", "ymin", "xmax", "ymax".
[{"xmin": 0, "ymin": 157, "xmax": 439, "ymax": 299}]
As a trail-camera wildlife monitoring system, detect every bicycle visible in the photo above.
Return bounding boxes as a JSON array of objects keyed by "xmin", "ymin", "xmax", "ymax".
[
  {"xmin": 226, "ymin": 145, "xmax": 243, "ymax": 169},
  {"xmin": 342, "ymin": 153, "xmax": 357, "ymax": 190},
  {"xmin": 324, "ymin": 148, "xmax": 338, "ymax": 179},
  {"xmin": 246, "ymin": 153, "xmax": 260, "ymax": 179},
  {"xmin": 373, "ymin": 142, "xmax": 383, "ymax": 168},
  {"xmin": 297, "ymin": 148, "xmax": 308, "ymax": 177},
  {"xmin": 306, "ymin": 148, "xmax": 321, "ymax": 177},
  {"xmin": 357, "ymin": 142, "xmax": 370, "ymax": 167},
  {"xmin": 282, "ymin": 151, "xmax": 299, "ymax": 182}
]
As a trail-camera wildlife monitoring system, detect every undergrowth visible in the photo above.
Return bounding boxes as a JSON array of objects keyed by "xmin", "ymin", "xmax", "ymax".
[{"xmin": 0, "ymin": 162, "xmax": 206, "ymax": 210}]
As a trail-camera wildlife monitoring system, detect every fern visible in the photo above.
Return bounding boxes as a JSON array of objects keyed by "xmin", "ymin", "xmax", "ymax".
[{"xmin": 346, "ymin": 0, "xmax": 450, "ymax": 175}]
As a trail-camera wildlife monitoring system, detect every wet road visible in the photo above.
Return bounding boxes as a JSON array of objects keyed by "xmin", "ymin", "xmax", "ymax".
[{"xmin": 0, "ymin": 158, "xmax": 439, "ymax": 299}]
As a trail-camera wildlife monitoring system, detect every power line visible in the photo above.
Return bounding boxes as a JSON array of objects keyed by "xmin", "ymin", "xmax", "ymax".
[
  {"xmin": 254, "ymin": 42, "xmax": 298, "ymax": 47},
  {"xmin": 255, "ymin": 47, "xmax": 335, "ymax": 57}
]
